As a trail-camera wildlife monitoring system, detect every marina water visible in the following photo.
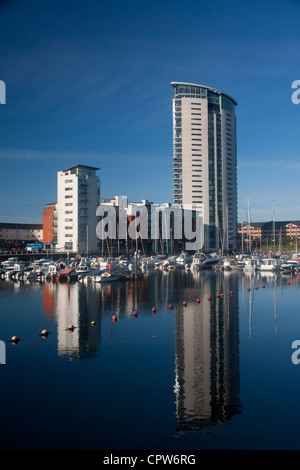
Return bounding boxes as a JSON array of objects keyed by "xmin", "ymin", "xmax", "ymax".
[{"xmin": 0, "ymin": 268, "xmax": 300, "ymax": 450}]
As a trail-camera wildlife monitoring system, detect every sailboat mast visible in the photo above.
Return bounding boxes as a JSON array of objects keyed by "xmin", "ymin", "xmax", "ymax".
[
  {"xmin": 241, "ymin": 220, "xmax": 244, "ymax": 255},
  {"xmin": 247, "ymin": 195, "xmax": 251, "ymax": 253},
  {"xmin": 273, "ymin": 199, "xmax": 275, "ymax": 253}
]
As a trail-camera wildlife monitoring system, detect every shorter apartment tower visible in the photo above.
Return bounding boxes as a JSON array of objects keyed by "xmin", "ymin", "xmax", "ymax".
[{"xmin": 57, "ymin": 165, "xmax": 100, "ymax": 252}]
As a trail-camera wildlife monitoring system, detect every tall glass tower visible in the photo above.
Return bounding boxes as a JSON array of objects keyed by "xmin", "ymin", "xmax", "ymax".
[{"xmin": 171, "ymin": 82, "xmax": 238, "ymax": 251}]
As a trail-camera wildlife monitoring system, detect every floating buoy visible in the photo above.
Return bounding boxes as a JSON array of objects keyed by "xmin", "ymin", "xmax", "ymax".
[
  {"xmin": 133, "ymin": 310, "xmax": 138, "ymax": 316},
  {"xmin": 183, "ymin": 301, "xmax": 187, "ymax": 306},
  {"xmin": 262, "ymin": 285, "xmax": 265, "ymax": 288},
  {"xmin": 168, "ymin": 304, "xmax": 173, "ymax": 310},
  {"xmin": 40, "ymin": 329, "xmax": 50, "ymax": 337},
  {"xmin": 112, "ymin": 315, "xmax": 118, "ymax": 322},
  {"xmin": 196, "ymin": 299, "xmax": 200, "ymax": 303},
  {"xmin": 152, "ymin": 307, "xmax": 157, "ymax": 313},
  {"xmin": 208, "ymin": 296, "xmax": 211, "ymax": 301},
  {"xmin": 288, "ymin": 281, "xmax": 291, "ymax": 286},
  {"xmin": 66, "ymin": 324, "xmax": 76, "ymax": 331},
  {"xmin": 217, "ymin": 293, "xmax": 221, "ymax": 298},
  {"xmin": 275, "ymin": 282, "xmax": 278, "ymax": 286},
  {"xmin": 230, "ymin": 291, "xmax": 234, "ymax": 296},
  {"xmin": 248, "ymin": 288, "xmax": 251, "ymax": 292},
  {"xmin": 255, "ymin": 286, "xmax": 259, "ymax": 290},
  {"xmin": 91, "ymin": 321, "xmax": 96, "ymax": 326},
  {"xmin": 10, "ymin": 336, "xmax": 20, "ymax": 344}
]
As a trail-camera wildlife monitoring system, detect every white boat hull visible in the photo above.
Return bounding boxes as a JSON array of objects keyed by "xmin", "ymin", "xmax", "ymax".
[{"xmin": 91, "ymin": 271, "xmax": 121, "ymax": 283}]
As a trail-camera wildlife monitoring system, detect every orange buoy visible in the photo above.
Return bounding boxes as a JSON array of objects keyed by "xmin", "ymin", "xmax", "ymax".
[
  {"xmin": 217, "ymin": 293, "xmax": 221, "ymax": 298},
  {"xmin": 275, "ymin": 282, "xmax": 278, "ymax": 286},
  {"xmin": 183, "ymin": 301, "xmax": 187, "ymax": 306},
  {"xmin": 248, "ymin": 288, "xmax": 251, "ymax": 292},
  {"xmin": 152, "ymin": 307, "xmax": 157, "ymax": 314},
  {"xmin": 208, "ymin": 296, "xmax": 211, "ymax": 301},
  {"xmin": 288, "ymin": 281, "xmax": 291, "ymax": 285},
  {"xmin": 168, "ymin": 304, "xmax": 173, "ymax": 310},
  {"xmin": 262, "ymin": 285, "xmax": 265, "ymax": 288},
  {"xmin": 255, "ymin": 286, "xmax": 259, "ymax": 290},
  {"xmin": 112, "ymin": 315, "xmax": 118, "ymax": 322},
  {"xmin": 196, "ymin": 298, "xmax": 200, "ymax": 303},
  {"xmin": 10, "ymin": 336, "xmax": 20, "ymax": 344},
  {"xmin": 40, "ymin": 329, "xmax": 50, "ymax": 337},
  {"xmin": 133, "ymin": 310, "xmax": 138, "ymax": 316},
  {"xmin": 230, "ymin": 291, "xmax": 234, "ymax": 296}
]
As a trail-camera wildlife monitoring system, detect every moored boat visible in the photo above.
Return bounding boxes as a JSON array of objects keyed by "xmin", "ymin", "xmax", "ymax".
[
  {"xmin": 223, "ymin": 257, "xmax": 245, "ymax": 271},
  {"xmin": 192, "ymin": 252, "xmax": 219, "ymax": 270},
  {"xmin": 91, "ymin": 271, "xmax": 121, "ymax": 283},
  {"xmin": 54, "ymin": 267, "xmax": 78, "ymax": 282},
  {"xmin": 258, "ymin": 258, "xmax": 281, "ymax": 272},
  {"xmin": 243, "ymin": 257, "xmax": 260, "ymax": 271}
]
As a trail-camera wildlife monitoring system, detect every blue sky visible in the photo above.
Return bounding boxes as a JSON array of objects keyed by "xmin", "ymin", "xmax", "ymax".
[{"xmin": 1, "ymin": 0, "xmax": 300, "ymax": 223}]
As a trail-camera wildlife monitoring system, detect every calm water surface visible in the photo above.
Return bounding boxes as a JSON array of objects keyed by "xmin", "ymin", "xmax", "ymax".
[{"xmin": 1, "ymin": 269, "xmax": 300, "ymax": 450}]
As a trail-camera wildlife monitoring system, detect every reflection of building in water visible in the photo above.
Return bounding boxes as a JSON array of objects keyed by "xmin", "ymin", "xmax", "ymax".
[
  {"xmin": 43, "ymin": 283, "xmax": 55, "ymax": 318},
  {"xmin": 43, "ymin": 282, "xmax": 101, "ymax": 359},
  {"xmin": 242, "ymin": 271, "xmax": 280, "ymax": 338},
  {"xmin": 174, "ymin": 271, "xmax": 241, "ymax": 432}
]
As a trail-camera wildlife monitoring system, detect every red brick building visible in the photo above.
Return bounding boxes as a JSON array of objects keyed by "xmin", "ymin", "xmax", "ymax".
[{"xmin": 43, "ymin": 202, "xmax": 57, "ymax": 245}]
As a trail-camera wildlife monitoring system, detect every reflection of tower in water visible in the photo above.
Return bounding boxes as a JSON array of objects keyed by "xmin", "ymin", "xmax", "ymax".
[
  {"xmin": 43, "ymin": 282, "xmax": 101, "ymax": 360},
  {"xmin": 174, "ymin": 271, "xmax": 241, "ymax": 432}
]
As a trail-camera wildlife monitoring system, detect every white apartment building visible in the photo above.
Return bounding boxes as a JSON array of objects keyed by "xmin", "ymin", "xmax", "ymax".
[
  {"xmin": 171, "ymin": 82, "xmax": 238, "ymax": 251},
  {"xmin": 57, "ymin": 164, "xmax": 100, "ymax": 252}
]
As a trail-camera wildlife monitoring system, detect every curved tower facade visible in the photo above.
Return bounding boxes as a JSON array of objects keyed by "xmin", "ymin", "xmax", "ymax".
[{"xmin": 171, "ymin": 82, "xmax": 238, "ymax": 251}]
